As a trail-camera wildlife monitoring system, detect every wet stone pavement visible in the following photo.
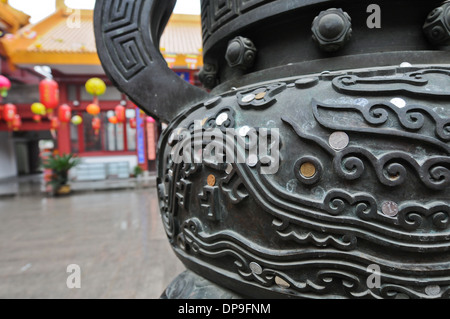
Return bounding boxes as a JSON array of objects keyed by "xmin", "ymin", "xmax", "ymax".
[{"xmin": 0, "ymin": 188, "xmax": 185, "ymax": 299}]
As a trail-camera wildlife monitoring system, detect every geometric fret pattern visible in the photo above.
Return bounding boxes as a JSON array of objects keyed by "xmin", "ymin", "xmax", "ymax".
[
  {"xmin": 201, "ymin": 0, "xmax": 277, "ymax": 44},
  {"xmin": 102, "ymin": 0, "xmax": 151, "ymax": 80}
]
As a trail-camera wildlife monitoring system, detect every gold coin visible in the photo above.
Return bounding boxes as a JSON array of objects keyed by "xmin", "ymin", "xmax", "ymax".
[
  {"xmin": 207, "ymin": 174, "xmax": 216, "ymax": 187},
  {"xmin": 255, "ymin": 92, "xmax": 266, "ymax": 100},
  {"xmin": 300, "ymin": 162, "xmax": 316, "ymax": 178},
  {"xmin": 275, "ymin": 276, "xmax": 291, "ymax": 289}
]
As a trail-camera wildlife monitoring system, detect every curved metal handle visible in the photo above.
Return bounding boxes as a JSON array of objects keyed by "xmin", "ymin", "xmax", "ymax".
[{"xmin": 94, "ymin": 0, "xmax": 209, "ymax": 123}]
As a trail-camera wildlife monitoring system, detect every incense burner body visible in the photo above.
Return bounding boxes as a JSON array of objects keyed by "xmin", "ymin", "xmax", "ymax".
[{"xmin": 95, "ymin": 0, "xmax": 450, "ymax": 299}]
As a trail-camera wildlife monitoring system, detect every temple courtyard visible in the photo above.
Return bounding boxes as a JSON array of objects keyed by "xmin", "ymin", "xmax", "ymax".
[{"xmin": 0, "ymin": 183, "xmax": 185, "ymax": 299}]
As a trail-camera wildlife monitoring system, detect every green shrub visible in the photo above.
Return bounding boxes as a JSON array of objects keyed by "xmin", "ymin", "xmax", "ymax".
[{"xmin": 43, "ymin": 153, "xmax": 80, "ymax": 191}]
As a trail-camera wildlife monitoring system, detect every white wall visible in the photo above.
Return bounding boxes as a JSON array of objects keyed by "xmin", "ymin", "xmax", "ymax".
[
  {"xmin": 68, "ymin": 155, "xmax": 138, "ymax": 181},
  {"xmin": 79, "ymin": 155, "xmax": 138, "ymax": 171},
  {"xmin": 0, "ymin": 132, "xmax": 18, "ymax": 180}
]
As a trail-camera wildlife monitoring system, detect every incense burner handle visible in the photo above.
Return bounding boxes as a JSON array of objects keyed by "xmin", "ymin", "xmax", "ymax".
[{"xmin": 94, "ymin": 0, "xmax": 209, "ymax": 123}]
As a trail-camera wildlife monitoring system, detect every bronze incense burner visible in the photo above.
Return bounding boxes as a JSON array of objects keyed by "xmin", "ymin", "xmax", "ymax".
[{"xmin": 95, "ymin": 0, "xmax": 450, "ymax": 299}]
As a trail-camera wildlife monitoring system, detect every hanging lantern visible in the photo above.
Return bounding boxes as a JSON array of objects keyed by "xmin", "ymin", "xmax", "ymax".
[
  {"xmin": 85, "ymin": 78, "xmax": 106, "ymax": 97},
  {"xmin": 129, "ymin": 117, "xmax": 137, "ymax": 129},
  {"xmin": 92, "ymin": 117, "xmax": 101, "ymax": 135},
  {"xmin": 39, "ymin": 78, "xmax": 59, "ymax": 114},
  {"xmin": 50, "ymin": 117, "xmax": 60, "ymax": 130},
  {"xmin": 31, "ymin": 102, "xmax": 46, "ymax": 116},
  {"xmin": 115, "ymin": 105, "xmax": 126, "ymax": 123},
  {"xmin": 0, "ymin": 75, "xmax": 11, "ymax": 98},
  {"xmin": 86, "ymin": 103, "xmax": 100, "ymax": 116},
  {"xmin": 50, "ymin": 117, "xmax": 60, "ymax": 139},
  {"xmin": 33, "ymin": 114, "xmax": 42, "ymax": 123},
  {"xmin": 3, "ymin": 103, "xmax": 16, "ymax": 128},
  {"xmin": 71, "ymin": 115, "xmax": 83, "ymax": 126},
  {"xmin": 108, "ymin": 115, "xmax": 118, "ymax": 125},
  {"xmin": 0, "ymin": 105, "xmax": 3, "ymax": 121},
  {"xmin": 58, "ymin": 104, "xmax": 72, "ymax": 123},
  {"xmin": 12, "ymin": 114, "xmax": 22, "ymax": 131}
]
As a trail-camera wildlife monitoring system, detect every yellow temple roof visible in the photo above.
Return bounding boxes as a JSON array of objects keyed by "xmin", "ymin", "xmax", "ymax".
[
  {"xmin": 0, "ymin": 0, "xmax": 30, "ymax": 34},
  {"xmin": 0, "ymin": 6, "xmax": 203, "ymax": 72}
]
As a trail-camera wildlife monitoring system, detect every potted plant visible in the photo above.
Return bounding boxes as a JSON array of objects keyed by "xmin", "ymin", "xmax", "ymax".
[
  {"xmin": 132, "ymin": 165, "xmax": 144, "ymax": 178},
  {"xmin": 43, "ymin": 153, "xmax": 80, "ymax": 196}
]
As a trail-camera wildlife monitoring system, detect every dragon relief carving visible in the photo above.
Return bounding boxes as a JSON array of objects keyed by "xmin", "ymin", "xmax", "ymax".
[{"xmin": 157, "ymin": 67, "xmax": 450, "ymax": 299}]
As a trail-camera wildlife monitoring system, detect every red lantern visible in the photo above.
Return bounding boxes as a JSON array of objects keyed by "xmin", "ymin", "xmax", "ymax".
[
  {"xmin": 108, "ymin": 116, "xmax": 118, "ymax": 125},
  {"xmin": 86, "ymin": 103, "xmax": 100, "ymax": 116},
  {"xmin": 92, "ymin": 117, "xmax": 101, "ymax": 135},
  {"xmin": 50, "ymin": 117, "xmax": 60, "ymax": 139},
  {"xmin": 39, "ymin": 78, "xmax": 59, "ymax": 114},
  {"xmin": 0, "ymin": 75, "xmax": 11, "ymax": 98},
  {"xmin": 58, "ymin": 104, "xmax": 72, "ymax": 123},
  {"xmin": 129, "ymin": 117, "xmax": 137, "ymax": 129},
  {"xmin": 115, "ymin": 105, "xmax": 126, "ymax": 123},
  {"xmin": 50, "ymin": 117, "xmax": 60, "ymax": 130},
  {"xmin": 12, "ymin": 114, "xmax": 22, "ymax": 131},
  {"xmin": 3, "ymin": 103, "xmax": 16, "ymax": 124},
  {"xmin": 33, "ymin": 114, "xmax": 42, "ymax": 123}
]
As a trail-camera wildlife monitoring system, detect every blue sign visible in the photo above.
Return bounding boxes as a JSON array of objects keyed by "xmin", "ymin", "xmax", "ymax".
[
  {"xmin": 176, "ymin": 72, "xmax": 190, "ymax": 82},
  {"xmin": 136, "ymin": 109, "xmax": 146, "ymax": 165}
]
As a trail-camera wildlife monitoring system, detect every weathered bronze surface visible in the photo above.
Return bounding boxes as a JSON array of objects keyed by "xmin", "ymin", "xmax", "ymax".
[{"xmin": 95, "ymin": 0, "xmax": 450, "ymax": 299}]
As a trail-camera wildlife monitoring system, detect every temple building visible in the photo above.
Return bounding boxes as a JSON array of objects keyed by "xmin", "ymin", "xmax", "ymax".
[{"xmin": 0, "ymin": 0, "xmax": 203, "ymax": 181}]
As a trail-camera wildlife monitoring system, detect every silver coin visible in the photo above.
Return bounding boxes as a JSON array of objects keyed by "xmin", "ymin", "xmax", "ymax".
[
  {"xmin": 390, "ymin": 97, "xmax": 406, "ymax": 108},
  {"xmin": 216, "ymin": 113, "xmax": 229, "ymax": 126},
  {"xmin": 425, "ymin": 285, "xmax": 441, "ymax": 297},
  {"xmin": 329, "ymin": 132, "xmax": 350, "ymax": 151},
  {"xmin": 382, "ymin": 201, "xmax": 399, "ymax": 217},
  {"xmin": 239, "ymin": 126, "xmax": 251, "ymax": 137},
  {"xmin": 242, "ymin": 94, "xmax": 256, "ymax": 103},
  {"xmin": 249, "ymin": 262, "xmax": 263, "ymax": 275}
]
